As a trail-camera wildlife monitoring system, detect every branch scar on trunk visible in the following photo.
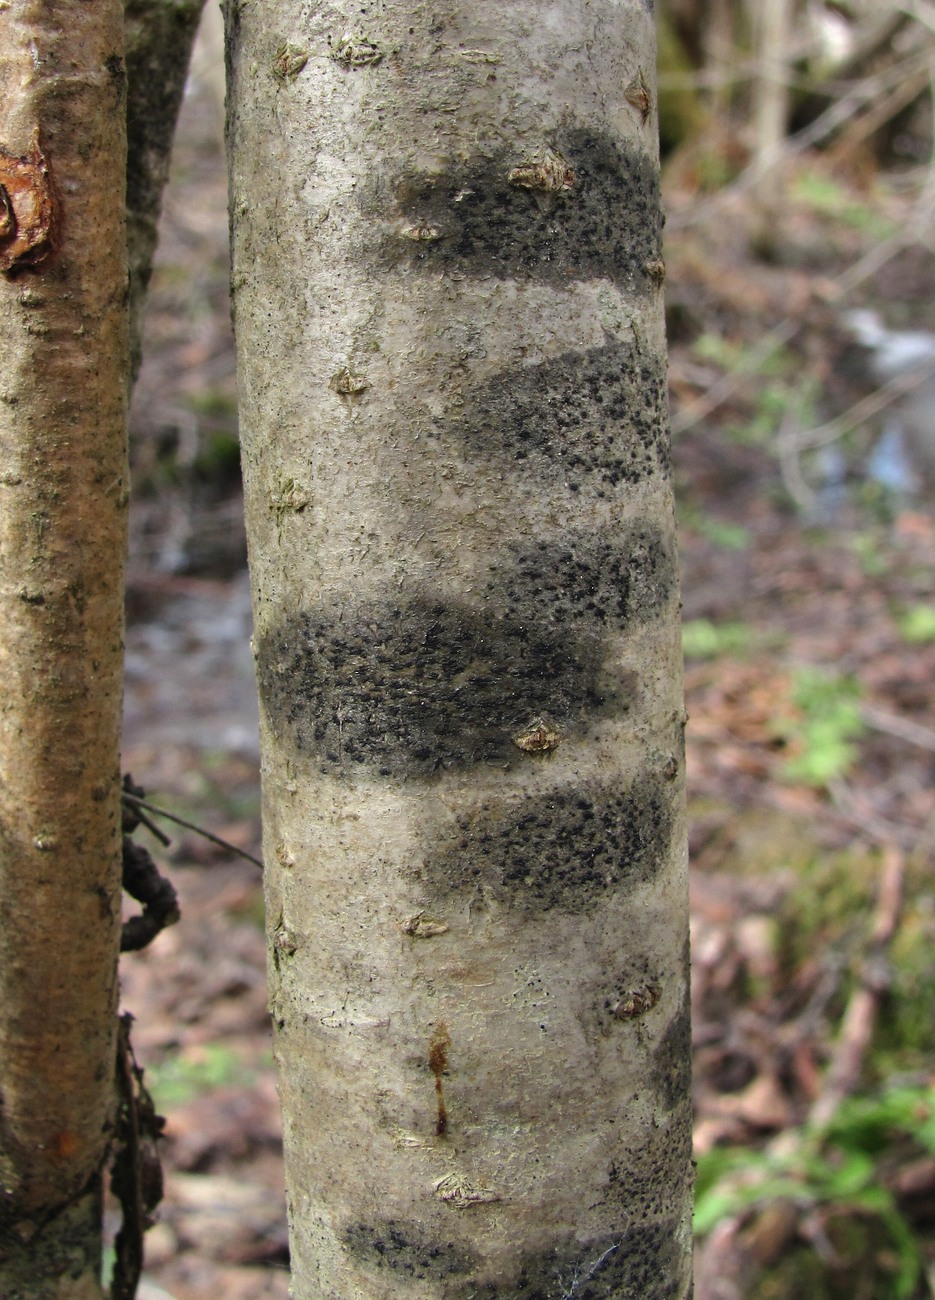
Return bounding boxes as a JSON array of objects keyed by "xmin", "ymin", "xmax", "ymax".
[{"xmin": 0, "ymin": 129, "xmax": 56, "ymax": 275}]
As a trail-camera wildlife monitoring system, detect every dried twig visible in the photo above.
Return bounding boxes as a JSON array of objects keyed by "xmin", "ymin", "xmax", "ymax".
[
  {"xmin": 670, "ymin": 228, "xmax": 924, "ymax": 438},
  {"xmin": 782, "ymin": 354, "xmax": 935, "ymax": 454},
  {"xmin": 695, "ymin": 1218, "xmax": 753, "ymax": 1300},
  {"xmin": 110, "ymin": 1013, "xmax": 167, "ymax": 1300},
  {"xmin": 775, "ymin": 353, "xmax": 935, "ymax": 513},
  {"xmin": 669, "ymin": 12, "xmax": 935, "ymax": 440},
  {"xmin": 860, "ymin": 703, "xmax": 935, "ymax": 755},
  {"xmin": 827, "ymin": 776, "xmax": 920, "ymax": 851},
  {"xmin": 667, "ymin": 35, "xmax": 930, "ymax": 237},
  {"xmin": 809, "ymin": 846, "xmax": 905, "ymax": 1128},
  {"xmin": 122, "ymin": 790, "xmax": 264, "ymax": 870}
]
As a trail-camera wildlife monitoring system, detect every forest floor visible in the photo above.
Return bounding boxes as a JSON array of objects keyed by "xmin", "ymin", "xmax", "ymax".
[{"xmin": 119, "ymin": 25, "xmax": 935, "ymax": 1300}]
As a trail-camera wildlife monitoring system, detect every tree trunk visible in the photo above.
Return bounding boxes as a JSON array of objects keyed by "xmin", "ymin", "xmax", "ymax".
[
  {"xmin": 750, "ymin": 0, "xmax": 795, "ymax": 190},
  {"xmin": 0, "ymin": 3, "xmax": 128, "ymax": 1296},
  {"xmin": 226, "ymin": 2, "xmax": 693, "ymax": 1295},
  {"xmin": 125, "ymin": 0, "xmax": 206, "ymax": 381},
  {"xmin": 0, "ymin": 2, "xmax": 203, "ymax": 1293}
]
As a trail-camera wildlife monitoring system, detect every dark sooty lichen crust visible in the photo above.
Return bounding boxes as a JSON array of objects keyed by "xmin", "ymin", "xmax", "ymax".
[
  {"xmin": 256, "ymin": 515, "xmax": 674, "ymax": 781},
  {"xmin": 498, "ymin": 525, "xmax": 675, "ymax": 628},
  {"xmin": 602, "ymin": 1123, "xmax": 694, "ymax": 1229},
  {"xmin": 424, "ymin": 774, "xmax": 671, "ymax": 915},
  {"xmin": 343, "ymin": 1219, "xmax": 477, "ymax": 1281},
  {"xmin": 444, "ymin": 342, "xmax": 670, "ymax": 490},
  {"xmin": 384, "ymin": 129, "xmax": 662, "ymax": 291},
  {"xmin": 469, "ymin": 1222, "xmax": 683, "ymax": 1299},
  {"xmin": 652, "ymin": 992, "xmax": 692, "ymax": 1112},
  {"xmin": 256, "ymin": 597, "xmax": 616, "ymax": 778}
]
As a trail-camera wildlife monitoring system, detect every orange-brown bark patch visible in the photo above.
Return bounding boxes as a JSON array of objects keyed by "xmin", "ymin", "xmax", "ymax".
[
  {"xmin": 429, "ymin": 1022, "xmax": 451, "ymax": 1137},
  {"xmin": 0, "ymin": 131, "xmax": 56, "ymax": 274}
]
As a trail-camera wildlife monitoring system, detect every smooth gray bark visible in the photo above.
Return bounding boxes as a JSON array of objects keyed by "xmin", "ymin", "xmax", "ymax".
[{"xmin": 226, "ymin": 2, "xmax": 693, "ymax": 1295}]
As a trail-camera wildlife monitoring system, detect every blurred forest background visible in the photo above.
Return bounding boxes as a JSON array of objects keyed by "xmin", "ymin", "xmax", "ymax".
[{"xmin": 120, "ymin": 3, "xmax": 935, "ymax": 1296}]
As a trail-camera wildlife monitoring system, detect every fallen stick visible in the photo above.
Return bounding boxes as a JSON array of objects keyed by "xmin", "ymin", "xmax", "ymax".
[{"xmin": 809, "ymin": 844, "xmax": 905, "ymax": 1129}]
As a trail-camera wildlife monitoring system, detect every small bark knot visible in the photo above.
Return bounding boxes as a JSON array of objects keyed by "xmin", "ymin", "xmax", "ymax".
[
  {"xmin": 433, "ymin": 1171, "xmax": 500, "ymax": 1206},
  {"xmin": 513, "ymin": 716, "xmax": 561, "ymax": 754},
  {"xmin": 273, "ymin": 43, "xmax": 308, "ymax": 84},
  {"xmin": 274, "ymin": 923, "xmax": 299, "ymax": 956},
  {"xmin": 625, "ymin": 69, "xmax": 653, "ymax": 125},
  {"xmin": 399, "ymin": 222, "xmax": 442, "ymax": 243},
  {"xmin": 330, "ymin": 366, "xmax": 369, "ymax": 395},
  {"xmin": 611, "ymin": 984, "xmax": 660, "ymax": 1020},
  {"xmin": 0, "ymin": 129, "xmax": 56, "ymax": 275},
  {"xmin": 402, "ymin": 911, "xmax": 449, "ymax": 938},
  {"xmin": 507, "ymin": 147, "xmax": 575, "ymax": 196},
  {"xmin": 332, "ymin": 31, "xmax": 383, "ymax": 68}
]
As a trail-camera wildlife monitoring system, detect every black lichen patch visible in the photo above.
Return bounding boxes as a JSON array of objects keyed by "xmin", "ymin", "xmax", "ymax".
[
  {"xmin": 444, "ymin": 342, "xmax": 670, "ymax": 490},
  {"xmin": 469, "ymin": 1223, "xmax": 684, "ymax": 1298},
  {"xmin": 651, "ymin": 991, "xmax": 692, "ymax": 1113},
  {"xmin": 498, "ymin": 524, "xmax": 676, "ymax": 630},
  {"xmin": 382, "ymin": 128, "xmax": 662, "ymax": 291},
  {"xmin": 425, "ymin": 774, "xmax": 672, "ymax": 915},
  {"xmin": 602, "ymin": 1120, "xmax": 694, "ymax": 1228},
  {"xmin": 343, "ymin": 1218, "xmax": 476, "ymax": 1280},
  {"xmin": 256, "ymin": 597, "xmax": 623, "ymax": 778}
]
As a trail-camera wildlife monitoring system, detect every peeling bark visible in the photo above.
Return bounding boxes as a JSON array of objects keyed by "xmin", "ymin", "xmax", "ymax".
[{"xmin": 227, "ymin": 2, "xmax": 693, "ymax": 1294}]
